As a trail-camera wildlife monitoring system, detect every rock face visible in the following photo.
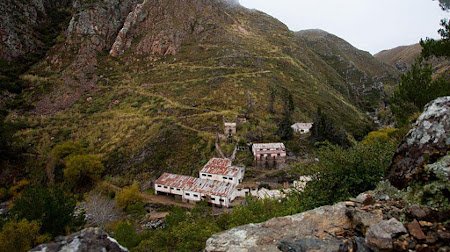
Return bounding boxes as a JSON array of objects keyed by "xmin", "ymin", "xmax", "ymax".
[
  {"xmin": 365, "ymin": 218, "xmax": 407, "ymax": 250},
  {"xmin": 206, "ymin": 202, "xmax": 363, "ymax": 251},
  {"xmin": 387, "ymin": 96, "xmax": 450, "ymax": 189},
  {"xmin": 30, "ymin": 227, "xmax": 128, "ymax": 252},
  {"xmin": 206, "ymin": 193, "xmax": 450, "ymax": 252},
  {"xmin": 0, "ymin": 0, "xmax": 72, "ymax": 61}
]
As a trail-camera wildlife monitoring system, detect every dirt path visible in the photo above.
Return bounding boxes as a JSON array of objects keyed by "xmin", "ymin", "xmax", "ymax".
[{"xmin": 104, "ymin": 182, "xmax": 194, "ymax": 209}]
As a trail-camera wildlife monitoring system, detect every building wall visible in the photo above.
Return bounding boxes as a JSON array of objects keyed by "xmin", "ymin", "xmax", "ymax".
[
  {"xmin": 253, "ymin": 151, "xmax": 286, "ymax": 160},
  {"xmin": 155, "ymin": 183, "xmax": 233, "ymax": 207},
  {"xmin": 200, "ymin": 172, "xmax": 240, "ymax": 185}
]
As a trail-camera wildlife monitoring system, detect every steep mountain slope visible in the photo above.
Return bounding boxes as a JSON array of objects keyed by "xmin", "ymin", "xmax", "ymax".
[
  {"xmin": 296, "ymin": 29, "xmax": 400, "ymax": 105},
  {"xmin": 374, "ymin": 44, "xmax": 422, "ymax": 72},
  {"xmin": 6, "ymin": 0, "xmax": 399, "ymax": 178},
  {"xmin": 375, "ymin": 43, "xmax": 450, "ymax": 77}
]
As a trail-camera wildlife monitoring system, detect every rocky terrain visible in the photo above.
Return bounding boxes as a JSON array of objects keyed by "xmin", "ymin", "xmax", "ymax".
[
  {"xmin": 206, "ymin": 96, "xmax": 450, "ymax": 252},
  {"xmin": 30, "ymin": 228, "xmax": 128, "ymax": 252}
]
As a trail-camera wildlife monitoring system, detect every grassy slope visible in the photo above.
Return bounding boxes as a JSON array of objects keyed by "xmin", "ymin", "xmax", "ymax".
[{"xmin": 12, "ymin": 2, "xmax": 387, "ymax": 179}]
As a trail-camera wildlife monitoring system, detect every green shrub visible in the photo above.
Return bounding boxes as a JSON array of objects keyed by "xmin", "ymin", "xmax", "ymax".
[
  {"xmin": 299, "ymin": 138, "xmax": 397, "ymax": 210},
  {"xmin": 115, "ymin": 182, "xmax": 142, "ymax": 209},
  {"xmin": 64, "ymin": 154, "xmax": 104, "ymax": 191},
  {"xmin": 113, "ymin": 221, "xmax": 141, "ymax": 249},
  {"xmin": 0, "ymin": 219, "xmax": 49, "ymax": 252},
  {"xmin": 11, "ymin": 186, "xmax": 81, "ymax": 237}
]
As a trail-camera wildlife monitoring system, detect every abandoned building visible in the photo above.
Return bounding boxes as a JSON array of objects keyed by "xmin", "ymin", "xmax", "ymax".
[
  {"xmin": 252, "ymin": 143, "xmax": 286, "ymax": 161},
  {"xmin": 199, "ymin": 158, "xmax": 245, "ymax": 185},
  {"xmin": 154, "ymin": 173, "xmax": 237, "ymax": 207},
  {"xmin": 291, "ymin": 122, "xmax": 313, "ymax": 134},
  {"xmin": 224, "ymin": 122, "xmax": 237, "ymax": 137}
]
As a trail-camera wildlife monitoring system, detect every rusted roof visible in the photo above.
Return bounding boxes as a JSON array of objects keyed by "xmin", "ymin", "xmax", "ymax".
[
  {"xmin": 187, "ymin": 178, "xmax": 235, "ymax": 197},
  {"xmin": 200, "ymin": 158, "xmax": 240, "ymax": 177},
  {"xmin": 155, "ymin": 173, "xmax": 235, "ymax": 197},
  {"xmin": 155, "ymin": 173, "xmax": 198, "ymax": 189},
  {"xmin": 252, "ymin": 143, "xmax": 285, "ymax": 151}
]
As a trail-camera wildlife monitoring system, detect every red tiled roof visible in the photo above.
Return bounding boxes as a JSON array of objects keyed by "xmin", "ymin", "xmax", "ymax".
[
  {"xmin": 155, "ymin": 173, "xmax": 235, "ymax": 197},
  {"xmin": 200, "ymin": 158, "xmax": 239, "ymax": 177}
]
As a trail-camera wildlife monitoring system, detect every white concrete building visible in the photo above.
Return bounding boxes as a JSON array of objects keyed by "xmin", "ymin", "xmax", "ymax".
[
  {"xmin": 154, "ymin": 173, "xmax": 236, "ymax": 207},
  {"xmin": 291, "ymin": 123, "xmax": 313, "ymax": 134},
  {"xmin": 199, "ymin": 158, "xmax": 245, "ymax": 185},
  {"xmin": 252, "ymin": 143, "xmax": 286, "ymax": 161}
]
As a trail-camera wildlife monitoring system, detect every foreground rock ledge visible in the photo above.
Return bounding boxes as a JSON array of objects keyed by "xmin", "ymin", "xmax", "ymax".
[{"xmin": 205, "ymin": 202, "xmax": 353, "ymax": 252}]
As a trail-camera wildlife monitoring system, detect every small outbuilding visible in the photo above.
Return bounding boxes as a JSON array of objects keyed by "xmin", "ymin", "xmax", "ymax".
[
  {"xmin": 224, "ymin": 122, "xmax": 237, "ymax": 137},
  {"xmin": 291, "ymin": 123, "xmax": 313, "ymax": 134}
]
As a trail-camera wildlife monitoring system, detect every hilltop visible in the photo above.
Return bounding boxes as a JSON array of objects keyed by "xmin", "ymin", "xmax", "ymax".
[{"xmin": 2, "ymin": 0, "xmax": 399, "ymax": 180}]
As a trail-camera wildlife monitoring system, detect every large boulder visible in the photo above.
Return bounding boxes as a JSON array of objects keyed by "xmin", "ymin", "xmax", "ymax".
[
  {"xmin": 205, "ymin": 202, "xmax": 355, "ymax": 251},
  {"xmin": 30, "ymin": 227, "xmax": 128, "ymax": 252},
  {"xmin": 387, "ymin": 96, "xmax": 450, "ymax": 189}
]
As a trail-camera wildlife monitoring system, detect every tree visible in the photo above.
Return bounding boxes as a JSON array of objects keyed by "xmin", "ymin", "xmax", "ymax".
[
  {"xmin": 0, "ymin": 219, "xmax": 49, "ymax": 252},
  {"xmin": 391, "ymin": 60, "xmax": 450, "ymax": 125},
  {"xmin": 47, "ymin": 141, "xmax": 84, "ymax": 183},
  {"xmin": 434, "ymin": 0, "xmax": 450, "ymax": 11},
  {"xmin": 310, "ymin": 108, "xmax": 350, "ymax": 147},
  {"xmin": 11, "ymin": 186, "xmax": 81, "ymax": 237},
  {"xmin": 276, "ymin": 114, "xmax": 293, "ymax": 140},
  {"xmin": 64, "ymin": 154, "xmax": 104, "ymax": 191},
  {"xmin": 115, "ymin": 182, "xmax": 142, "ymax": 209},
  {"xmin": 421, "ymin": 19, "xmax": 450, "ymax": 58},
  {"xmin": 82, "ymin": 191, "xmax": 121, "ymax": 228}
]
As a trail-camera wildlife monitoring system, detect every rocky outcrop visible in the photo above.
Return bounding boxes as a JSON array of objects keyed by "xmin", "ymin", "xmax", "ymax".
[
  {"xmin": 387, "ymin": 96, "xmax": 450, "ymax": 189},
  {"xmin": 30, "ymin": 227, "xmax": 128, "ymax": 252},
  {"xmin": 0, "ymin": 0, "xmax": 72, "ymax": 61},
  {"xmin": 34, "ymin": 0, "xmax": 141, "ymax": 114},
  {"xmin": 206, "ymin": 194, "xmax": 450, "ymax": 252}
]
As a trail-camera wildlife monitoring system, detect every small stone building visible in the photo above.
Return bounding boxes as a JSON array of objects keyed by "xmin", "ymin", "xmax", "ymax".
[
  {"xmin": 224, "ymin": 122, "xmax": 237, "ymax": 137},
  {"xmin": 252, "ymin": 143, "xmax": 286, "ymax": 161},
  {"xmin": 291, "ymin": 123, "xmax": 313, "ymax": 134}
]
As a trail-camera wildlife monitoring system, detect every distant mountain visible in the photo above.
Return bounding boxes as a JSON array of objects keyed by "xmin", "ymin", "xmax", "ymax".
[
  {"xmin": 375, "ymin": 44, "xmax": 450, "ymax": 77},
  {"xmin": 296, "ymin": 29, "xmax": 399, "ymax": 106},
  {"xmin": 1, "ymin": 0, "xmax": 400, "ymax": 177}
]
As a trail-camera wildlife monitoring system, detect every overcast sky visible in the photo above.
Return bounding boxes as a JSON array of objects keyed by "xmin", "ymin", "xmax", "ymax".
[{"xmin": 239, "ymin": 0, "xmax": 449, "ymax": 54}]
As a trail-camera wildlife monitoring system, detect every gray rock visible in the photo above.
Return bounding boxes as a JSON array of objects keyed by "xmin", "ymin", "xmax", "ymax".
[
  {"xmin": 365, "ymin": 218, "xmax": 407, "ymax": 250},
  {"xmin": 30, "ymin": 227, "xmax": 128, "ymax": 252},
  {"xmin": 387, "ymin": 96, "xmax": 450, "ymax": 189},
  {"xmin": 205, "ymin": 203, "xmax": 353, "ymax": 252},
  {"xmin": 277, "ymin": 237, "xmax": 345, "ymax": 252}
]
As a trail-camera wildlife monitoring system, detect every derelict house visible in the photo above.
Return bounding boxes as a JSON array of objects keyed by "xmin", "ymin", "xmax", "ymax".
[
  {"xmin": 199, "ymin": 158, "xmax": 245, "ymax": 185},
  {"xmin": 252, "ymin": 143, "xmax": 286, "ymax": 161},
  {"xmin": 291, "ymin": 122, "xmax": 313, "ymax": 134},
  {"xmin": 154, "ymin": 173, "xmax": 236, "ymax": 207}
]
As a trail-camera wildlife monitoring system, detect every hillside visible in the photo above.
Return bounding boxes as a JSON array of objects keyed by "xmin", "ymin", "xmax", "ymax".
[
  {"xmin": 296, "ymin": 29, "xmax": 400, "ymax": 101},
  {"xmin": 2, "ymin": 0, "xmax": 399, "ymax": 180},
  {"xmin": 375, "ymin": 43, "xmax": 450, "ymax": 77}
]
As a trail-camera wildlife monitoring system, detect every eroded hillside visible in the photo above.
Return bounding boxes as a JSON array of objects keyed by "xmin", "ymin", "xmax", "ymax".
[{"xmin": 3, "ymin": 0, "xmax": 399, "ymax": 179}]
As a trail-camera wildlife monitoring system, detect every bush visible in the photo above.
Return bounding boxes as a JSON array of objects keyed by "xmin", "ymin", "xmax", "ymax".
[
  {"xmin": 0, "ymin": 219, "xmax": 49, "ymax": 252},
  {"xmin": 299, "ymin": 138, "xmax": 397, "ymax": 210},
  {"xmin": 64, "ymin": 154, "xmax": 104, "ymax": 191},
  {"xmin": 115, "ymin": 182, "xmax": 142, "ymax": 209},
  {"xmin": 11, "ymin": 186, "xmax": 81, "ymax": 237},
  {"xmin": 113, "ymin": 221, "xmax": 141, "ymax": 249}
]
